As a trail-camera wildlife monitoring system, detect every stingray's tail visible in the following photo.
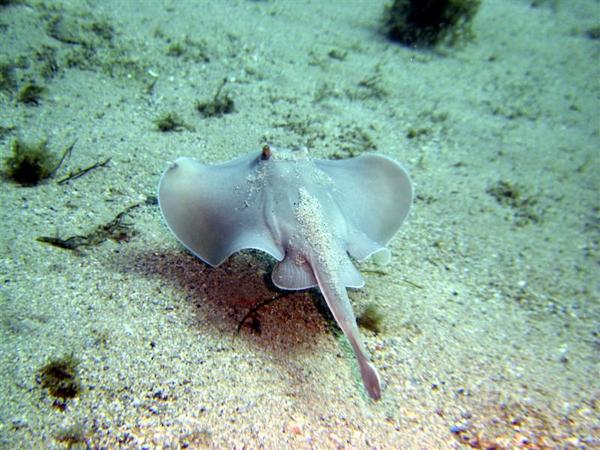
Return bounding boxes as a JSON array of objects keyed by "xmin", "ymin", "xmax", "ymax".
[{"xmin": 313, "ymin": 266, "xmax": 381, "ymax": 400}]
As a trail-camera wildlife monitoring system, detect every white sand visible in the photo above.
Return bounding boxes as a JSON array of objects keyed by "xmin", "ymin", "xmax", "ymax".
[{"xmin": 1, "ymin": 0, "xmax": 598, "ymax": 448}]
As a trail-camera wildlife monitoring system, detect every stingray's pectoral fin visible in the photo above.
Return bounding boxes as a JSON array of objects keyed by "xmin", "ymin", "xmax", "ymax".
[{"xmin": 313, "ymin": 266, "xmax": 382, "ymax": 400}]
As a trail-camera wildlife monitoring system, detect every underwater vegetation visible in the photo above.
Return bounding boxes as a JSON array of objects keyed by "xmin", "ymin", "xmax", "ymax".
[
  {"xmin": 0, "ymin": 65, "xmax": 16, "ymax": 93},
  {"xmin": 16, "ymin": 82, "xmax": 46, "ymax": 105},
  {"xmin": 357, "ymin": 304, "xmax": 384, "ymax": 334},
  {"xmin": 54, "ymin": 423, "xmax": 89, "ymax": 448},
  {"xmin": 384, "ymin": 0, "xmax": 481, "ymax": 47},
  {"xmin": 154, "ymin": 111, "xmax": 193, "ymax": 132},
  {"xmin": 196, "ymin": 78, "xmax": 235, "ymax": 118},
  {"xmin": 585, "ymin": 26, "xmax": 600, "ymax": 40},
  {"xmin": 36, "ymin": 355, "xmax": 82, "ymax": 410},
  {"xmin": 3, "ymin": 139, "xmax": 72, "ymax": 186},
  {"xmin": 487, "ymin": 180, "xmax": 541, "ymax": 226},
  {"xmin": 37, "ymin": 202, "xmax": 141, "ymax": 251},
  {"xmin": 56, "ymin": 156, "xmax": 111, "ymax": 184},
  {"xmin": 4, "ymin": 136, "xmax": 112, "ymax": 187},
  {"xmin": 0, "ymin": 0, "xmax": 24, "ymax": 7}
]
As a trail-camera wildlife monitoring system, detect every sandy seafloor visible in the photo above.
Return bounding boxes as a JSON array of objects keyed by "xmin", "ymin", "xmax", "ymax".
[{"xmin": 0, "ymin": 0, "xmax": 599, "ymax": 448}]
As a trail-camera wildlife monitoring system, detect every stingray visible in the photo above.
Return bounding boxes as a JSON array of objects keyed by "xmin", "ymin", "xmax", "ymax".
[{"xmin": 158, "ymin": 145, "xmax": 412, "ymax": 400}]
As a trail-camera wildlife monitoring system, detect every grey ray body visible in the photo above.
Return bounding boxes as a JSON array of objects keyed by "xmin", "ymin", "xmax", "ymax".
[{"xmin": 158, "ymin": 145, "xmax": 412, "ymax": 400}]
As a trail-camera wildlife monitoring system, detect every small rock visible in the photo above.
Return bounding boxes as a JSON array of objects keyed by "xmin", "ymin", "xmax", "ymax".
[
  {"xmin": 450, "ymin": 424, "xmax": 466, "ymax": 434},
  {"xmin": 288, "ymin": 421, "xmax": 303, "ymax": 435}
]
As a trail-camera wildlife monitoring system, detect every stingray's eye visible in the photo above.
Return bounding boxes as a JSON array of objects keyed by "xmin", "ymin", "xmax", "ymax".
[{"xmin": 261, "ymin": 144, "xmax": 272, "ymax": 160}]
